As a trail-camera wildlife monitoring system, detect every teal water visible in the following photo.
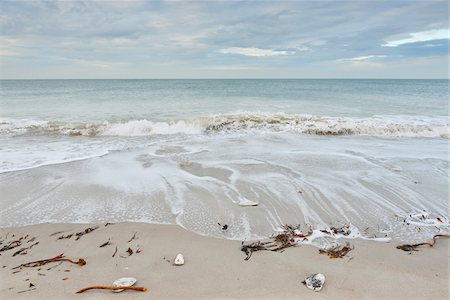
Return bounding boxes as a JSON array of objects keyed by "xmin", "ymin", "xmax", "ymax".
[{"xmin": 1, "ymin": 79, "xmax": 448, "ymax": 122}]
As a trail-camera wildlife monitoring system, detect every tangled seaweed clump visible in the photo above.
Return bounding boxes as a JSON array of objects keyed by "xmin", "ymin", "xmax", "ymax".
[{"xmin": 240, "ymin": 224, "xmax": 314, "ymax": 260}]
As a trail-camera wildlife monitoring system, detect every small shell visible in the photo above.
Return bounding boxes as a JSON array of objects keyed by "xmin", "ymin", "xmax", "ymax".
[
  {"xmin": 302, "ymin": 273, "xmax": 325, "ymax": 292},
  {"xmin": 239, "ymin": 199, "xmax": 258, "ymax": 206},
  {"xmin": 112, "ymin": 277, "xmax": 137, "ymax": 293},
  {"xmin": 174, "ymin": 253, "xmax": 184, "ymax": 266}
]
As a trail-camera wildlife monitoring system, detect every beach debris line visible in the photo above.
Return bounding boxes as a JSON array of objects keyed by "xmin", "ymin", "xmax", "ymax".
[
  {"xmin": 75, "ymin": 226, "xmax": 99, "ymax": 240},
  {"xmin": 76, "ymin": 277, "xmax": 147, "ymax": 294},
  {"xmin": 396, "ymin": 234, "xmax": 450, "ymax": 253},
  {"xmin": 12, "ymin": 253, "xmax": 86, "ymax": 269},
  {"xmin": 174, "ymin": 253, "xmax": 185, "ymax": 265},
  {"xmin": 241, "ymin": 224, "xmax": 313, "ymax": 260},
  {"xmin": 0, "ymin": 235, "xmax": 30, "ymax": 253},
  {"xmin": 56, "ymin": 226, "xmax": 99, "ymax": 241},
  {"xmin": 319, "ymin": 242, "xmax": 353, "ymax": 259},
  {"xmin": 302, "ymin": 273, "xmax": 326, "ymax": 292},
  {"xmin": 12, "ymin": 242, "xmax": 39, "ymax": 256}
]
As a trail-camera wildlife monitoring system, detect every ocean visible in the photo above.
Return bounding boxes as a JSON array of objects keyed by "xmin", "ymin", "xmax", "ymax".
[{"xmin": 0, "ymin": 79, "xmax": 448, "ymax": 243}]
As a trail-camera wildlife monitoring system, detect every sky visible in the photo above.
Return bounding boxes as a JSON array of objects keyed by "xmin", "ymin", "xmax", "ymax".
[{"xmin": 0, "ymin": 0, "xmax": 448, "ymax": 79}]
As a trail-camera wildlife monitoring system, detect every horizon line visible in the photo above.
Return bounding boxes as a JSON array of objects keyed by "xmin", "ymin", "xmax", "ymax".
[{"xmin": 1, "ymin": 78, "xmax": 448, "ymax": 80}]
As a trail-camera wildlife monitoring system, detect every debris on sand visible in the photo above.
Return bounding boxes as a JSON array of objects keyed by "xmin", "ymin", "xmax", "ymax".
[
  {"xmin": 76, "ymin": 286, "xmax": 146, "ymax": 294},
  {"xmin": 12, "ymin": 253, "xmax": 86, "ymax": 269},
  {"xmin": 56, "ymin": 226, "xmax": 99, "ymax": 241},
  {"xmin": 12, "ymin": 242, "xmax": 39, "ymax": 256},
  {"xmin": 99, "ymin": 239, "xmax": 111, "ymax": 248},
  {"xmin": 0, "ymin": 235, "xmax": 29, "ymax": 253},
  {"xmin": 112, "ymin": 246, "xmax": 118, "ymax": 258},
  {"xmin": 396, "ymin": 234, "xmax": 450, "ymax": 253},
  {"xmin": 319, "ymin": 242, "xmax": 353, "ymax": 259},
  {"xmin": 241, "ymin": 224, "xmax": 313, "ymax": 260},
  {"xmin": 76, "ymin": 277, "xmax": 146, "ymax": 294},
  {"xmin": 75, "ymin": 227, "xmax": 99, "ymax": 241},
  {"xmin": 126, "ymin": 247, "xmax": 134, "ymax": 256},
  {"xmin": 302, "ymin": 273, "xmax": 325, "ymax": 292}
]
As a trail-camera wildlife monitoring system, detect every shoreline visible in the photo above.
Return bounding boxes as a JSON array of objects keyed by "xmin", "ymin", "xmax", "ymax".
[{"xmin": 0, "ymin": 222, "xmax": 448, "ymax": 299}]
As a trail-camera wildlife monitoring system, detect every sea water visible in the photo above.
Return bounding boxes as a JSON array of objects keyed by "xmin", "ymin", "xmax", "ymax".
[{"xmin": 0, "ymin": 79, "xmax": 448, "ymax": 242}]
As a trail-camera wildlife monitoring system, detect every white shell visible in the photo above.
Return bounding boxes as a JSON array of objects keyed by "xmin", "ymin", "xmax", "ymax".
[
  {"xmin": 302, "ymin": 273, "xmax": 325, "ymax": 292},
  {"xmin": 112, "ymin": 277, "xmax": 137, "ymax": 293},
  {"xmin": 239, "ymin": 199, "xmax": 258, "ymax": 206},
  {"xmin": 174, "ymin": 253, "xmax": 184, "ymax": 265}
]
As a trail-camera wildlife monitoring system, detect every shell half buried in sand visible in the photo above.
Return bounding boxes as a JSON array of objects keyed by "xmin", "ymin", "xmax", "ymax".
[
  {"xmin": 302, "ymin": 273, "xmax": 326, "ymax": 292},
  {"xmin": 112, "ymin": 277, "xmax": 137, "ymax": 293},
  {"xmin": 238, "ymin": 199, "xmax": 259, "ymax": 206},
  {"xmin": 174, "ymin": 253, "xmax": 185, "ymax": 265}
]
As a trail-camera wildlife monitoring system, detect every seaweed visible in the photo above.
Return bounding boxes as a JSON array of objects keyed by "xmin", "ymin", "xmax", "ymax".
[
  {"xmin": 241, "ymin": 224, "xmax": 313, "ymax": 260},
  {"xmin": 12, "ymin": 253, "xmax": 86, "ymax": 269},
  {"xmin": 319, "ymin": 242, "xmax": 353, "ymax": 259},
  {"xmin": 76, "ymin": 286, "xmax": 147, "ymax": 293},
  {"xmin": 396, "ymin": 234, "xmax": 450, "ymax": 253},
  {"xmin": 12, "ymin": 242, "xmax": 39, "ymax": 256}
]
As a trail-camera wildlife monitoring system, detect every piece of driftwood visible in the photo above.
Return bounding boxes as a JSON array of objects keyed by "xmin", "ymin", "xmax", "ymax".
[
  {"xmin": 12, "ymin": 242, "xmax": 39, "ymax": 256},
  {"xmin": 396, "ymin": 234, "xmax": 450, "ymax": 252},
  {"xmin": 75, "ymin": 286, "xmax": 147, "ymax": 293},
  {"xmin": 12, "ymin": 253, "xmax": 86, "ymax": 269},
  {"xmin": 319, "ymin": 242, "xmax": 353, "ymax": 259}
]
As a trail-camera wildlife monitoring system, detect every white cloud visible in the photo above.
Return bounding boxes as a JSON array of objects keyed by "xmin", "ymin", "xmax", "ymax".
[
  {"xmin": 219, "ymin": 47, "xmax": 293, "ymax": 57},
  {"xmin": 382, "ymin": 28, "xmax": 449, "ymax": 47},
  {"xmin": 202, "ymin": 65, "xmax": 265, "ymax": 70},
  {"xmin": 340, "ymin": 55, "xmax": 387, "ymax": 62}
]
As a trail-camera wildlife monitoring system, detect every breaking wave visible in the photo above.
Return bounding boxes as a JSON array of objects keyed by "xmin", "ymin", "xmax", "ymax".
[{"xmin": 1, "ymin": 113, "xmax": 448, "ymax": 138}]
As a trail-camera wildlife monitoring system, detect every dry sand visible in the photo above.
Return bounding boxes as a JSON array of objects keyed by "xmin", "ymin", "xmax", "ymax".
[{"xmin": 0, "ymin": 222, "xmax": 448, "ymax": 299}]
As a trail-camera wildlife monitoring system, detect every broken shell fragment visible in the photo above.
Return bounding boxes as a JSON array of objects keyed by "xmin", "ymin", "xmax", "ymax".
[
  {"xmin": 302, "ymin": 273, "xmax": 325, "ymax": 292},
  {"xmin": 239, "ymin": 199, "xmax": 259, "ymax": 206},
  {"xmin": 174, "ymin": 253, "xmax": 184, "ymax": 266},
  {"xmin": 112, "ymin": 277, "xmax": 137, "ymax": 293}
]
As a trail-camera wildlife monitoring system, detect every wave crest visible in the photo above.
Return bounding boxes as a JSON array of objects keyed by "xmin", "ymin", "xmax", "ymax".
[{"xmin": 1, "ymin": 113, "xmax": 448, "ymax": 138}]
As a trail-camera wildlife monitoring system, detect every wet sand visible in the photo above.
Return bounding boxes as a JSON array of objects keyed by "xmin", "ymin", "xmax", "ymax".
[{"xmin": 0, "ymin": 222, "xmax": 448, "ymax": 299}]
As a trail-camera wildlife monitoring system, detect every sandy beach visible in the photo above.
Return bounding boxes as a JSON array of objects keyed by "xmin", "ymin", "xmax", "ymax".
[{"xmin": 0, "ymin": 222, "xmax": 448, "ymax": 299}]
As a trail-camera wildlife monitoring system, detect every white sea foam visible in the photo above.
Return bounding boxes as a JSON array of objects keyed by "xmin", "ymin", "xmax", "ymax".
[{"xmin": 1, "ymin": 113, "xmax": 448, "ymax": 138}]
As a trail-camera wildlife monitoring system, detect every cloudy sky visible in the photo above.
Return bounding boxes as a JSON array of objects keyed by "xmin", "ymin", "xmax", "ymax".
[{"xmin": 0, "ymin": 0, "xmax": 448, "ymax": 79}]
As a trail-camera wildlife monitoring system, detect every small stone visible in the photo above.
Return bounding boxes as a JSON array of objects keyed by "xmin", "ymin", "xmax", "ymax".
[
  {"xmin": 302, "ymin": 273, "xmax": 325, "ymax": 292},
  {"xmin": 174, "ymin": 253, "xmax": 184, "ymax": 266}
]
